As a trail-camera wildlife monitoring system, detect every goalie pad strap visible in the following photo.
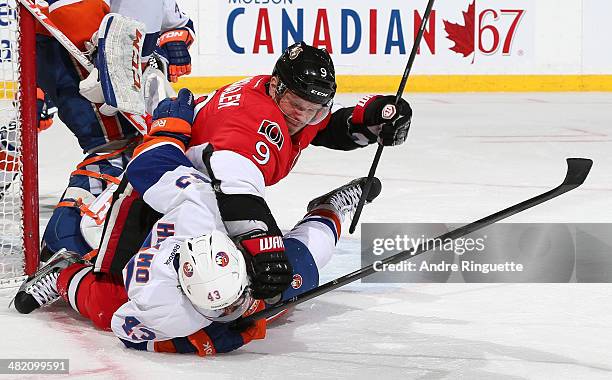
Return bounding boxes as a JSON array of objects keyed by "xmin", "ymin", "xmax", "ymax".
[
  {"xmin": 71, "ymin": 169, "xmax": 121, "ymax": 185},
  {"xmin": 77, "ymin": 144, "xmax": 133, "ymax": 169},
  {"xmin": 56, "ymin": 199, "xmax": 104, "ymax": 225}
]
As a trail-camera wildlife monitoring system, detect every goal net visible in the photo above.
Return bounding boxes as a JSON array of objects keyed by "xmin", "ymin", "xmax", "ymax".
[{"xmin": 0, "ymin": 0, "xmax": 38, "ymax": 280}]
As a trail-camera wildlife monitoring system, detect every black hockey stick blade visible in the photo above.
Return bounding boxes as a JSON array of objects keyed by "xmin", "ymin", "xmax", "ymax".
[
  {"xmin": 561, "ymin": 158, "xmax": 592, "ymax": 188},
  {"xmin": 236, "ymin": 158, "xmax": 592, "ymax": 327}
]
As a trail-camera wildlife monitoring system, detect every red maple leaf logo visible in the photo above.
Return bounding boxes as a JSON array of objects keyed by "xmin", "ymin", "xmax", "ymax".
[{"xmin": 443, "ymin": 1, "xmax": 476, "ymax": 60}]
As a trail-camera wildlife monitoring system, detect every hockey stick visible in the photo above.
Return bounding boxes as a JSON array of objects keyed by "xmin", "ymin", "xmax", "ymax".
[
  {"xmin": 18, "ymin": 0, "xmax": 148, "ymax": 135},
  {"xmin": 349, "ymin": 0, "xmax": 436, "ymax": 234},
  {"xmin": 237, "ymin": 158, "xmax": 593, "ymax": 326}
]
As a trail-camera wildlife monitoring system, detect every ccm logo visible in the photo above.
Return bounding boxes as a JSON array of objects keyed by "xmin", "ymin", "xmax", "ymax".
[
  {"xmin": 259, "ymin": 236, "xmax": 284, "ymax": 251},
  {"xmin": 310, "ymin": 89, "xmax": 329, "ymax": 97},
  {"xmin": 131, "ymin": 29, "xmax": 143, "ymax": 89}
]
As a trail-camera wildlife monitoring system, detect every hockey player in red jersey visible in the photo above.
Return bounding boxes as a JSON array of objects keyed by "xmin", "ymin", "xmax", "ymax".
[{"xmin": 190, "ymin": 41, "xmax": 413, "ymax": 186}]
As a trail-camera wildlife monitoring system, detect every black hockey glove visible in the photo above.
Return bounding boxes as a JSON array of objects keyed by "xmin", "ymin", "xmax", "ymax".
[
  {"xmin": 239, "ymin": 231, "xmax": 293, "ymax": 300},
  {"xmin": 348, "ymin": 95, "xmax": 412, "ymax": 146}
]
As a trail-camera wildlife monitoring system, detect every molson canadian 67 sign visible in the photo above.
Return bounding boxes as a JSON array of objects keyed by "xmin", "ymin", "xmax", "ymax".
[{"xmin": 201, "ymin": 0, "xmax": 534, "ymax": 75}]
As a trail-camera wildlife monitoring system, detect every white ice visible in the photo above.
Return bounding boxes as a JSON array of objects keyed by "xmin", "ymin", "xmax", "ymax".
[{"xmin": 1, "ymin": 93, "xmax": 611, "ymax": 379}]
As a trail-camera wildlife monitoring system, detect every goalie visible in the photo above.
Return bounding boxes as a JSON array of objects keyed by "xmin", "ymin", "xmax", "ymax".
[{"xmin": 36, "ymin": 0, "xmax": 195, "ymax": 262}]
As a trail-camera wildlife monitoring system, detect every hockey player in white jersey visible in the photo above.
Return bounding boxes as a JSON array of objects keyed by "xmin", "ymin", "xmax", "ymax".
[{"xmin": 13, "ymin": 89, "xmax": 382, "ymax": 356}]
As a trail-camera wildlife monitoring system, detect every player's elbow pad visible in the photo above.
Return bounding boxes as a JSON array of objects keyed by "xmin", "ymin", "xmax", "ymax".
[{"xmin": 216, "ymin": 192, "xmax": 282, "ymax": 238}]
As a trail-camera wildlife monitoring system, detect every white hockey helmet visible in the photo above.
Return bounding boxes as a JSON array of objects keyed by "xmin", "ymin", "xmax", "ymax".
[{"xmin": 178, "ymin": 230, "xmax": 253, "ymax": 322}]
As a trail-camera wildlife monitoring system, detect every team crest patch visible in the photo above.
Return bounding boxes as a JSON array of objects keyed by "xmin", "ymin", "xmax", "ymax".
[
  {"xmin": 183, "ymin": 262, "xmax": 193, "ymax": 277},
  {"xmin": 258, "ymin": 120, "xmax": 284, "ymax": 150},
  {"xmin": 215, "ymin": 252, "xmax": 229, "ymax": 267},
  {"xmin": 289, "ymin": 45, "xmax": 303, "ymax": 60},
  {"xmin": 291, "ymin": 274, "xmax": 303, "ymax": 289},
  {"xmin": 382, "ymin": 104, "xmax": 397, "ymax": 120}
]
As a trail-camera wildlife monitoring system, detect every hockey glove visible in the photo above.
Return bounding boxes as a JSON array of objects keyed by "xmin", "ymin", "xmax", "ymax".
[
  {"xmin": 348, "ymin": 95, "xmax": 413, "ymax": 146},
  {"xmin": 37, "ymin": 88, "xmax": 57, "ymax": 132},
  {"xmin": 154, "ymin": 27, "xmax": 194, "ymax": 83},
  {"xmin": 146, "ymin": 88, "xmax": 195, "ymax": 148},
  {"xmin": 239, "ymin": 232, "xmax": 293, "ymax": 300}
]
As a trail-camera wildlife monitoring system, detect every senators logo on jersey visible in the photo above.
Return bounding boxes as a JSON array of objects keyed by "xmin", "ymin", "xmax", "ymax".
[{"xmin": 257, "ymin": 120, "xmax": 284, "ymax": 150}]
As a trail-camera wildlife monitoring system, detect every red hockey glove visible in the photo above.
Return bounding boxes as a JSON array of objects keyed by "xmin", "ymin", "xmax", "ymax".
[
  {"xmin": 349, "ymin": 95, "xmax": 413, "ymax": 146},
  {"xmin": 239, "ymin": 232, "xmax": 293, "ymax": 300}
]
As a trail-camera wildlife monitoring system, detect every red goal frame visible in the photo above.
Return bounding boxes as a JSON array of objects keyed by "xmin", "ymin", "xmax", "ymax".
[{"xmin": 18, "ymin": 3, "xmax": 38, "ymax": 275}]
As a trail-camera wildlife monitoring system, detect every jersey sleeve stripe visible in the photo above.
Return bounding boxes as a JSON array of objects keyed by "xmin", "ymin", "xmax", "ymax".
[
  {"xmin": 153, "ymin": 339, "xmax": 179, "ymax": 354},
  {"xmin": 127, "ymin": 143, "xmax": 194, "ymax": 195},
  {"xmin": 133, "ymin": 138, "xmax": 185, "ymax": 158}
]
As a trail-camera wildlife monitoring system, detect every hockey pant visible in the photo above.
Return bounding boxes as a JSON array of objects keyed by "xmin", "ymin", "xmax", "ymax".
[{"xmin": 56, "ymin": 208, "xmax": 341, "ymax": 330}]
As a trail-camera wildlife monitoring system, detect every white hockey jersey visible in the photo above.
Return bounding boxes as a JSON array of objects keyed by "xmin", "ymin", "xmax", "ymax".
[
  {"xmin": 110, "ymin": 139, "xmax": 266, "ymax": 348},
  {"xmin": 109, "ymin": 0, "xmax": 190, "ymax": 33}
]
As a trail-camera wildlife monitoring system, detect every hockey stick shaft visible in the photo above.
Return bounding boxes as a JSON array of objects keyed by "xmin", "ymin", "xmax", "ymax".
[
  {"xmin": 18, "ymin": 0, "xmax": 148, "ymax": 135},
  {"xmin": 240, "ymin": 158, "xmax": 593, "ymax": 325},
  {"xmin": 349, "ymin": 0, "xmax": 436, "ymax": 234}
]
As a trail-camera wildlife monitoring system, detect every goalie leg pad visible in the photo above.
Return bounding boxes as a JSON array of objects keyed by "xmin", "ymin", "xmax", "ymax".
[
  {"xmin": 42, "ymin": 151, "xmax": 129, "ymax": 258},
  {"xmin": 42, "ymin": 205, "xmax": 93, "ymax": 257}
]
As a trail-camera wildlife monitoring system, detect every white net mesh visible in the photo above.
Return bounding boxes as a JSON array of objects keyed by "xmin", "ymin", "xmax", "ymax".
[{"xmin": 0, "ymin": 0, "xmax": 25, "ymax": 279}]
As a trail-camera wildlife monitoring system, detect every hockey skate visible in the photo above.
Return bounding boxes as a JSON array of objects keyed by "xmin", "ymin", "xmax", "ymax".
[
  {"xmin": 12, "ymin": 249, "xmax": 83, "ymax": 314},
  {"xmin": 307, "ymin": 177, "xmax": 382, "ymax": 222}
]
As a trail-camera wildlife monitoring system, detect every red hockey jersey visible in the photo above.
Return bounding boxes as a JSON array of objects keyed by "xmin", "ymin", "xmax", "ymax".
[{"xmin": 190, "ymin": 75, "xmax": 331, "ymax": 186}]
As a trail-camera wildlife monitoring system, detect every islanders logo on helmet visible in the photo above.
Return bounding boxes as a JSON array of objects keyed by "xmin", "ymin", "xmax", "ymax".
[
  {"xmin": 215, "ymin": 251, "xmax": 230, "ymax": 267},
  {"xmin": 183, "ymin": 262, "xmax": 193, "ymax": 277},
  {"xmin": 291, "ymin": 273, "xmax": 303, "ymax": 289}
]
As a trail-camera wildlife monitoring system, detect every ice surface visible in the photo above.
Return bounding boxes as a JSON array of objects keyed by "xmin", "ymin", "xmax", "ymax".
[{"xmin": 1, "ymin": 93, "xmax": 611, "ymax": 379}]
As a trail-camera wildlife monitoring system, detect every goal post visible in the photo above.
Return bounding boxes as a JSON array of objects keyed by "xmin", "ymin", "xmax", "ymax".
[
  {"xmin": 19, "ymin": 0, "xmax": 38, "ymax": 276},
  {"xmin": 0, "ymin": 0, "xmax": 38, "ymax": 279}
]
